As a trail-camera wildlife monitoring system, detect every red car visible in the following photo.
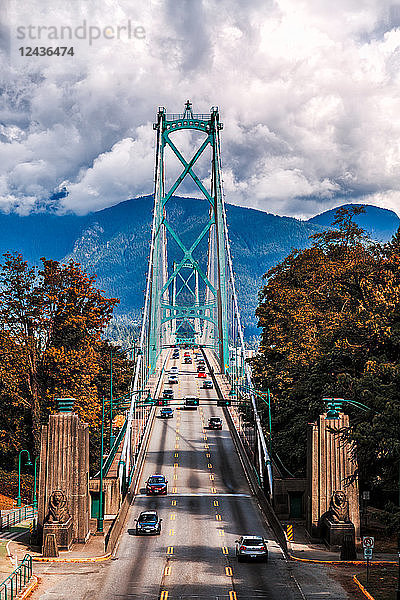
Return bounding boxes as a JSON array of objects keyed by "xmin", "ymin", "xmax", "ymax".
[
  {"xmin": 198, "ymin": 371, "xmax": 206, "ymax": 378},
  {"xmin": 146, "ymin": 474, "xmax": 168, "ymax": 495}
]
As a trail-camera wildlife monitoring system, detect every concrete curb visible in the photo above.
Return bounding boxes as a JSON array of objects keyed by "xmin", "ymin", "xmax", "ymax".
[
  {"xmin": 32, "ymin": 552, "xmax": 111, "ymax": 563},
  {"xmin": 353, "ymin": 574, "xmax": 376, "ymax": 600},
  {"xmin": 18, "ymin": 575, "xmax": 39, "ymax": 599},
  {"xmin": 288, "ymin": 553, "xmax": 397, "ymax": 566}
]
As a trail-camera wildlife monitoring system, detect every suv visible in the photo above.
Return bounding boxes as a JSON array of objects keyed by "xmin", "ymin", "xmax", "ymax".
[
  {"xmin": 208, "ymin": 417, "xmax": 222, "ymax": 430},
  {"xmin": 184, "ymin": 396, "xmax": 199, "ymax": 409},
  {"xmin": 135, "ymin": 510, "xmax": 162, "ymax": 535},
  {"xmin": 235, "ymin": 536, "xmax": 268, "ymax": 562},
  {"xmin": 160, "ymin": 407, "xmax": 174, "ymax": 418},
  {"xmin": 202, "ymin": 380, "xmax": 213, "ymax": 389},
  {"xmin": 163, "ymin": 388, "xmax": 174, "ymax": 399}
]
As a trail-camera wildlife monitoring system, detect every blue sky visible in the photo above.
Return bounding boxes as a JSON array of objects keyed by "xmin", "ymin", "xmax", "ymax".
[{"xmin": 1, "ymin": 0, "xmax": 400, "ymax": 218}]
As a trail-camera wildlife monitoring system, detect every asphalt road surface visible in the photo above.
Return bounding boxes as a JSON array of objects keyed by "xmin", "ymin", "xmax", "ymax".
[{"xmin": 96, "ymin": 349, "xmax": 350, "ymax": 600}]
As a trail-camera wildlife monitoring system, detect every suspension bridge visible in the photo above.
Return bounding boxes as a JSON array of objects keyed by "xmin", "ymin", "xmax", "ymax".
[{"xmin": 26, "ymin": 104, "xmax": 352, "ymax": 600}]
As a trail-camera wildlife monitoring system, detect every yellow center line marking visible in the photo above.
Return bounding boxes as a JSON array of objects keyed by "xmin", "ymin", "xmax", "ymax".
[
  {"xmin": 215, "ymin": 514, "xmax": 222, "ymax": 521},
  {"xmin": 172, "ymin": 487, "xmax": 177, "ymax": 493},
  {"xmin": 211, "ymin": 487, "xmax": 217, "ymax": 493},
  {"xmin": 209, "ymin": 474, "xmax": 214, "ymax": 480},
  {"xmin": 174, "ymin": 453, "xmax": 179, "ymax": 458},
  {"xmin": 160, "ymin": 592, "xmax": 169, "ymax": 600},
  {"xmin": 175, "ymin": 444, "xmax": 179, "ymax": 449},
  {"xmin": 171, "ymin": 500, "xmax": 177, "ymax": 506},
  {"xmin": 170, "ymin": 514, "xmax": 176, "ymax": 520},
  {"xmin": 173, "ymin": 474, "xmax": 178, "ymax": 480},
  {"xmin": 174, "ymin": 463, "xmax": 178, "ymax": 468},
  {"xmin": 167, "ymin": 546, "xmax": 174, "ymax": 555},
  {"xmin": 229, "ymin": 591, "xmax": 237, "ymax": 599},
  {"xmin": 225, "ymin": 566, "xmax": 233, "ymax": 576},
  {"xmin": 169, "ymin": 529, "xmax": 175, "ymax": 536},
  {"xmin": 218, "ymin": 529, "xmax": 224, "ymax": 536},
  {"xmin": 204, "ymin": 444, "xmax": 209, "ymax": 449},
  {"xmin": 203, "ymin": 435, "xmax": 207, "ymax": 440},
  {"xmin": 164, "ymin": 565, "xmax": 171, "ymax": 575},
  {"xmin": 213, "ymin": 500, "xmax": 219, "ymax": 506},
  {"xmin": 208, "ymin": 463, "xmax": 212, "ymax": 469},
  {"xmin": 222, "ymin": 546, "xmax": 228, "ymax": 555},
  {"xmin": 206, "ymin": 453, "xmax": 210, "ymax": 458}
]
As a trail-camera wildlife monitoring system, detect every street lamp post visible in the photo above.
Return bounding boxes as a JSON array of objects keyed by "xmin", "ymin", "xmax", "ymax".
[
  {"xmin": 33, "ymin": 457, "xmax": 38, "ymax": 511},
  {"xmin": 17, "ymin": 449, "xmax": 32, "ymax": 507},
  {"xmin": 110, "ymin": 349, "xmax": 113, "ymax": 449},
  {"xmin": 97, "ymin": 396, "xmax": 105, "ymax": 533}
]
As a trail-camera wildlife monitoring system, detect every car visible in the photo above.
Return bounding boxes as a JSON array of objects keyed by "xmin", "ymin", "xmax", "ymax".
[
  {"xmin": 168, "ymin": 375, "xmax": 178, "ymax": 384},
  {"xmin": 208, "ymin": 417, "xmax": 223, "ymax": 430},
  {"xmin": 135, "ymin": 510, "xmax": 162, "ymax": 535},
  {"xmin": 163, "ymin": 388, "xmax": 174, "ymax": 399},
  {"xmin": 184, "ymin": 351, "xmax": 190, "ymax": 357},
  {"xmin": 160, "ymin": 407, "xmax": 174, "ymax": 418},
  {"xmin": 146, "ymin": 474, "xmax": 168, "ymax": 495},
  {"xmin": 183, "ymin": 396, "xmax": 199, "ymax": 409},
  {"xmin": 197, "ymin": 364, "xmax": 206, "ymax": 372},
  {"xmin": 202, "ymin": 380, "xmax": 213, "ymax": 389},
  {"xmin": 235, "ymin": 536, "xmax": 268, "ymax": 562},
  {"xmin": 170, "ymin": 366, "xmax": 179, "ymax": 374},
  {"xmin": 198, "ymin": 371, "xmax": 206, "ymax": 378},
  {"xmin": 184, "ymin": 357, "xmax": 192, "ymax": 364}
]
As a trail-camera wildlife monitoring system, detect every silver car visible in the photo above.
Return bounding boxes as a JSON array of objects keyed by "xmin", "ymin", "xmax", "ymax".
[{"xmin": 235, "ymin": 535, "xmax": 268, "ymax": 562}]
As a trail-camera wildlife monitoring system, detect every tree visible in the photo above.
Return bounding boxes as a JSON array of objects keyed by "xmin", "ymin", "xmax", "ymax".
[
  {"xmin": 252, "ymin": 207, "xmax": 400, "ymax": 502},
  {"xmin": 0, "ymin": 253, "xmax": 120, "ymax": 463}
]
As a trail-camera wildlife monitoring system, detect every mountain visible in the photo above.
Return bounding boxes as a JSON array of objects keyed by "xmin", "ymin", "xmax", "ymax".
[
  {"xmin": 0, "ymin": 198, "xmax": 398, "ymax": 337},
  {"xmin": 308, "ymin": 203, "xmax": 400, "ymax": 242}
]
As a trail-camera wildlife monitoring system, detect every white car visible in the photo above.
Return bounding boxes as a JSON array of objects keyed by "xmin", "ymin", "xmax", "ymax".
[
  {"xmin": 170, "ymin": 366, "xmax": 179, "ymax": 374},
  {"xmin": 235, "ymin": 535, "xmax": 268, "ymax": 562}
]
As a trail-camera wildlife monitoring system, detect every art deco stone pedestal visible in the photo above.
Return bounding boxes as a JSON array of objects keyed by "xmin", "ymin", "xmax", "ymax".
[
  {"xmin": 43, "ymin": 516, "xmax": 73, "ymax": 554},
  {"xmin": 306, "ymin": 412, "xmax": 360, "ymax": 542},
  {"xmin": 38, "ymin": 400, "xmax": 90, "ymax": 549},
  {"xmin": 322, "ymin": 519, "xmax": 355, "ymax": 552}
]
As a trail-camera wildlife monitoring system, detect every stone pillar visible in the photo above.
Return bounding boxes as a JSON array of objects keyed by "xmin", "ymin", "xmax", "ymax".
[
  {"xmin": 38, "ymin": 402, "xmax": 90, "ymax": 544},
  {"xmin": 306, "ymin": 413, "xmax": 360, "ymax": 539}
]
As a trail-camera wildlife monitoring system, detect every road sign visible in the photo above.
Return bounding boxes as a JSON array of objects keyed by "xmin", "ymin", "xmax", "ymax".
[
  {"xmin": 363, "ymin": 536, "xmax": 374, "ymax": 548},
  {"xmin": 364, "ymin": 547, "xmax": 373, "ymax": 559}
]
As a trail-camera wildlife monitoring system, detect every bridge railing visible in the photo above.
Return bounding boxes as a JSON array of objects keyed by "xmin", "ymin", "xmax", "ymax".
[
  {"xmin": 0, "ymin": 506, "xmax": 36, "ymax": 531},
  {"xmin": 0, "ymin": 554, "xmax": 33, "ymax": 600}
]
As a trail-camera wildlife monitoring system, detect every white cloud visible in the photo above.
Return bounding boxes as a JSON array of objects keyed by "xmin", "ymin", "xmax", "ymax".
[{"xmin": 0, "ymin": 0, "xmax": 400, "ymax": 218}]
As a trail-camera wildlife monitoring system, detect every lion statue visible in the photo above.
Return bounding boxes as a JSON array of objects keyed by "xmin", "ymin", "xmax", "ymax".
[
  {"xmin": 45, "ymin": 490, "xmax": 70, "ymax": 524},
  {"xmin": 327, "ymin": 490, "xmax": 350, "ymax": 523}
]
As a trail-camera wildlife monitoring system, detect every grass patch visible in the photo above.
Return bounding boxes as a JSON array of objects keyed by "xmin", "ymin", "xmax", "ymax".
[{"xmin": 358, "ymin": 565, "xmax": 398, "ymax": 600}]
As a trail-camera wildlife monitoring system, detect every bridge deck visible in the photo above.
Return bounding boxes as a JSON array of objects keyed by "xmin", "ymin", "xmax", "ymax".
[{"xmin": 94, "ymin": 348, "xmax": 349, "ymax": 600}]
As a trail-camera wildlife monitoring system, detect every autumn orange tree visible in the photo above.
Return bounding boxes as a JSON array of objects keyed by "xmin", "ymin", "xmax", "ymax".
[
  {"xmin": 252, "ymin": 207, "xmax": 400, "ymax": 506},
  {"xmin": 0, "ymin": 253, "xmax": 132, "ymax": 479}
]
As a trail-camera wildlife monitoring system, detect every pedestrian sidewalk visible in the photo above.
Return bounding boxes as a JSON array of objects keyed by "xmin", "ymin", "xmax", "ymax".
[
  {"xmin": 0, "ymin": 520, "xmax": 32, "ymax": 577},
  {"xmin": 283, "ymin": 520, "xmax": 398, "ymax": 564}
]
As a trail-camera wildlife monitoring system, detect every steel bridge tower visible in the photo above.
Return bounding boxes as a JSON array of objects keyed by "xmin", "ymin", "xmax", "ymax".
[{"xmin": 148, "ymin": 101, "xmax": 229, "ymax": 373}]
